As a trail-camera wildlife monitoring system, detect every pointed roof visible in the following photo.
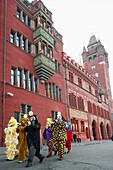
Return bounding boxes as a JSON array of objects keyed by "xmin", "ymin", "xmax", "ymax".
[
  {"xmin": 83, "ymin": 46, "xmax": 87, "ymax": 53},
  {"xmin": 97, "ymin": 39, "xmax": 102, "ymax": 46},
  {"xmin": 88, "ymin": 35, "xmax": 97, "ymax": 47}
]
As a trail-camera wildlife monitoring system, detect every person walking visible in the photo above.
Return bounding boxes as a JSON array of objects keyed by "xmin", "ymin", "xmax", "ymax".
[
  {"xmin": 52, "ymin": 112, "xmax": 66, "ymax": 161},
  {"xmin": 65, "ymin": 122, "xmax": 73, "ymax": 153},
  {"xmin": 46, "ymin": 119, "xmax": 57, "ymax": 157},
  {"xmin": 43, "ymin": 128, "xmax": 47, "ymax": 145},
  {"xmin": 25, "ymin": 112, "xmax": 44, "ymax": 167},
  {"xmin": 73, "ymin": 132, "xmax": 77, "ymax": 143}
]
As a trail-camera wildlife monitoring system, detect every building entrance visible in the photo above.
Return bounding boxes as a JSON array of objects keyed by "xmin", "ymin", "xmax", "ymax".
[
  {"xmin": 100, "ymin": 122, "xmax": 104, "ymax": 139},
  {"xmin": 92, "ymin": 120, "xmax": 96, "ymax": 140}
]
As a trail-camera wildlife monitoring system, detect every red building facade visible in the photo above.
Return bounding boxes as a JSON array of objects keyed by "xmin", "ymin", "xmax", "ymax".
[
  {"xmin": 0, "ymin": 0, "xmax": 112, "ymax": 146},
  {"xmin": 82, "ymin": 35, "xmax": 113, "ymax": 132},
  {"xmin": 0, "ymin": 0, "xmax": 68, "ymax": 146},
  {"xmin": 63, "ymin": 52, "xmax": 112, "ymax": 141}
]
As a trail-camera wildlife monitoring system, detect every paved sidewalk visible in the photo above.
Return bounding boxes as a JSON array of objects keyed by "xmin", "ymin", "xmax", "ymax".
[{"xmin": 0, "ymin": 140, "xmax": 111, "ymax": 156}]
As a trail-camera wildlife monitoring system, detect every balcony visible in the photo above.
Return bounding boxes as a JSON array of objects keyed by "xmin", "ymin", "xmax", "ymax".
[
  {"xmin": 34, "ymin": 53, "xmax": 55, "ymax": 83},
  {"xmin": 33, "ymin": 26, "xmax": 54, "ymax": 47}
]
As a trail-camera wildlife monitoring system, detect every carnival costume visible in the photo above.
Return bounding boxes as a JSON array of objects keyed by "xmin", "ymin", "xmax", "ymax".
[
  {"xmin": 4, "ymin": 117, "xmax": 19, "ymax": 160},
  {"xmin": 65, "ymin": 122, "xmax": 73, "ymax": 153},
  {"xmin": 16, "ymin": 114, "xmax": 29, "ymax": 163},
  {"xmin": 52, "ymin": 112, "xmax": 66, "ymax": 160},
  {"xmin": 46, "ymin": 118, "xmax": 57, "ymax": 157}
]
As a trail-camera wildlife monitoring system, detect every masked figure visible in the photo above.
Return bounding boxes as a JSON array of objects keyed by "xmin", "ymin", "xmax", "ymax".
[
  {"xmin": 4, "ymin": 117, "xmax": 19, "ymax": 160},
  {"xmin": 16, "ymin": 114, "xmax": 29, "ymax": 163},
  {"xmin": 52, "ymin": 112, "xmax": 67, "ymax": 161}
]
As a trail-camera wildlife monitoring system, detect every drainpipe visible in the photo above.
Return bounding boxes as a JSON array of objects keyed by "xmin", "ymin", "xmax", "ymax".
[
  {"xmin": 2, "ymin": 0, "xmax": 7, "ymax": 147},
  {"xmin": 65, "ymin": 64, "xmax": 70, "ymax": 121}
]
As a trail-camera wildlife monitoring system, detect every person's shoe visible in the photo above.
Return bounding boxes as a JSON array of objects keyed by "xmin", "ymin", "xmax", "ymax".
[
  {"xmin": 26, "ymin": 162, "xmax": 32, "ymax": 167},
  {"xmin": 6, "ymin": 159, "xmax": 13, "ymax": 161},
  {"xmin": 39, "ymin": 156, "xmax": 44, "ymax": 163},
  {"xmin": 54, "ymin": 151, "xmax": 57, "ymax": 155},
  {"xmin": 18, "ymin": 161, "xmax": 23, "ymax": 163},
  {"xmin": 67, "ymin": 151, "xmax": 70, "ymax": 154},
  {"xmin": 46, "ymin": 155, "xmax": 52, "ymax": 158},
  {"xmin": 14, "ymin": 155, "xmax": 18, "ymax": 159},
  {"xmin": 59, "ymin": 158, "xmax": 63, "ymax": 161},
  {"xmin": 26, "ymin": 159, "xmax": 32, "ymax": 167}
]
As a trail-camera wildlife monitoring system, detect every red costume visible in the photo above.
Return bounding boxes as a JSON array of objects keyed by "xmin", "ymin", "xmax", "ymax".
[{"xmin": 66, "ymin": 123, "xmax": 73, "ymax": 152}]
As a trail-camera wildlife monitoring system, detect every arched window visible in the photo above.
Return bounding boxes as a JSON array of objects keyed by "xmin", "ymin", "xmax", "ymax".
[
  {"xmin": 89, "ymin": 57, "xmax": 92, "ymax": 63},
  {"xmin": 93, "ymin": 55, "xmax": 97, "ymax": 61}
]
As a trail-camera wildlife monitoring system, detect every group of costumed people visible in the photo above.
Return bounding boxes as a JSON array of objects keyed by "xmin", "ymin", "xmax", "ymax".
[{"xmin": 4, "ymin": 111, "xmax": 73, "ymax": 167}]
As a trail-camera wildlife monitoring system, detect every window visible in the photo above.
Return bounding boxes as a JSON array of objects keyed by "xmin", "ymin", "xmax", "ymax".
[
  {"xmin": 22, "ymin": 13, "xmax": 26, "ymax": 23},
  {"xmin": 84, "ymin": 60, "xmax": 87, "ymax": 64},
  {"xmin": 14, "ymin": 112, "xmax": 20, "ymax": 122},
  {"xmin": 91, "ymin": 65, "xmax": 95, "ymax": 69},
  {"xmin": 18, "ymin": 69, "xmax": 21, "ymax": 87},
  {"xmin": 22, "ymin": 37, "xmax": 26, "ymax": 50},
  {"xmin": 69, "ymin": 72, "xmax": 73, "ymax": 83},
  {"xmin": 27, "ymin": 105, "xmax": 32, "ymax": 114},
  {"xmin": 74, "ymin": 96, "xmax": 76, "ymax": 108},
  {"xmin": 34, "ymin": 78, "xmax": 37, "ymax": 93},
  {"xmin": 36, "ymin": 44, "xmax": 38, "ymax": 55},
  {"xmin": 93, "ymin": 55, "xmax": 97, "ymax": 61},
  {"xmin": 75, "ymin": 120, "xmax": 78, "ymax": 132},
  {"xmin": 108, "ymin": 90, "xmax": 111, "ymax": 96},
  {"xmin": 34, "ymin": 4, "xmax": 38, "ymax": 11},
  {"xmin": 54, "ymin": 40, "xmax": 57, "ymax": 50},
  {"xmin": 78, "ymin": 78, "xmax": 82, "ymax": 88},
  {"xmin": 58, "ymin": 63, "xmax": 61, "ymax": 72},
  {"xmin": 89, "ymin": 57, "xmax": 92, "ymax": 63},
  {"xmin": 92, "ymin": 87, "xmax": 95, "ymax": 95},
  {"xmin": 110, "ymin": 101, "xmax": 112, "ymax": 107},
  {"xmin": 59, "ymin": 89, "xmax": 62, "ymax": 101},
  {"xmin": 11, "ymin": 68, "xmax": 15, "ymax": 85},
  {"xmin": 23, "ymin": 71, "xmax": 27, "ymax": 89},
  {"xmin": 84, "ymin": 100, "xmax": 88, "ymax": 112},
  {"xmin": 92, "ymin": 73, "xmax": 98, "ymax": 77},
  {"xmin": 17, "ymin": 8, "xmax": 20, "ymax": 18},
  {"xmin": 29, "ymin": 74, "xmax": 32, "ymax": 91},
  {"xmin": 10, "ymin": 31, "xmax": 15, "ymax": 43},
  {"xmin": 28, "ymin": 43, "xmax": 31, "ymax": 54},
  {"xmin": 21, "ymin": 104, "xmax": 25, "ymax": 114},
  {"xmin": 52, "ymin": 111, "xmax": 57, "ymax": 119},
  {"xmin": 17, "ymin": 34, "xmax": 20, "ymax": 47},
  {"xmin": 74, "ymin": 75, "xmax": 78, "ymax": 85},
  {"xmin": 81, "ymin": 121, "xmax": 84, "ymax": 132},
  {"xmin": 28, "ymin": 16, "xmax": 30, "ymax": 27}
]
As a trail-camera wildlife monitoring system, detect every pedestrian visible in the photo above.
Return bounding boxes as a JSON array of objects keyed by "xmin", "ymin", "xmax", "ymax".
[
  {"xmin": 77, "ymin": 132, "xmax": 81, "ymax": 143},
  {"xmin": 4, "ymin": 117, "xmax": 19, "ymax": 161},
  {"xmin": 43, "ymin": 128, "xmax": 47, "ymax": 145},
  {"xmin": 65, "ymin": 121, "xmax": 73, "ymax": 153},
  {"xmin": 46, "ymin": 118, "xmax": 57, "ymax": 157},
  {"xmin": 52, "ymin": 112, "xmax": 67, "ymax": 161},
  {"xmin": 25, "ymin": 111, "xmax": 44, "ymax": 167},
  {"xmin": 16, "ymin": 114, "xmax": 29, "ymax": 163},
  {"xmin": 73, "ymin": 132, "xmax": 77, "ymax": 143}
]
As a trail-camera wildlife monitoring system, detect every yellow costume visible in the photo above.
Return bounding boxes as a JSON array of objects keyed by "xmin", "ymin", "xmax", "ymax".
[
  {"xmin": 17, "ymin": 115, "xmax": 29, "ymax": 162},
  {"xmin": 4, "ymin": 117, "xmax": 19, "ymax": 160}
]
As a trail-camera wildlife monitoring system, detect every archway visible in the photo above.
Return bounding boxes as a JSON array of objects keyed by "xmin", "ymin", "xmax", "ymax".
[
  {"xmin": 106, "ymin": 124, "xmax": 111, "ymax": 139},
  {"xmin": 92, "ymin": 120, "xmax": 97, "ymax": 140},
  {"xmin": 100, "ymin": 122, "xmax": 104, "ymax": 139}
]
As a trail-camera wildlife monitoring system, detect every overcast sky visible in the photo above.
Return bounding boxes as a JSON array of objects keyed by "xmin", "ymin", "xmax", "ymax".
[{"xmin": 29, "ymin": 0, "xmax": 113, "ymax": 96}]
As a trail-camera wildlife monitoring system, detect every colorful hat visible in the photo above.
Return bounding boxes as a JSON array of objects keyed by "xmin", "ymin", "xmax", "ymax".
[
  {"xmin": 57, "ymin": 111, "xmax": 62, "ymax": 119},
  {"xmin": 8, "ymin": 117, "xmax": 18, "ymax": 127},
  {"xmin": 21, "ymin": 114, "xmax": 29, "ymax": 123},
  {"xmin": 46, "ymin": 117, "xmax": 53, "ymax": 128},
  {"xmin": 28, "ymin": 111, "xmax": 33, "ymax": 116}
]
